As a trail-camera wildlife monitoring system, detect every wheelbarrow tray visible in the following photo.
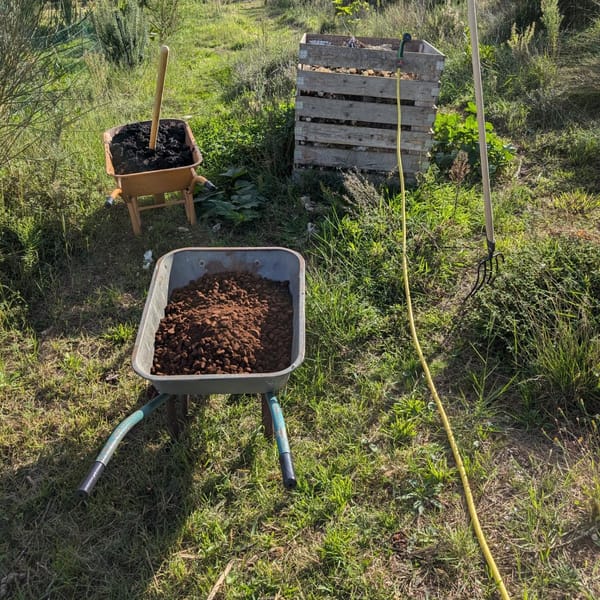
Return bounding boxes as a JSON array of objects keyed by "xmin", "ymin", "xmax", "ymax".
[
  {"xmin": 132, "ymin": 247, "xmax": 306, "ymax": 396},
  {"xmin": 103, "ymin": 119, "xmax": 202, "ymax": 198}
]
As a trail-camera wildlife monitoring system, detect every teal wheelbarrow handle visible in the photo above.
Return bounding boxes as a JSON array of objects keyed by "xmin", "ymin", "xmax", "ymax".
[
  {"xmin": 77, "ymin": 393, "xmax": 171, "ymax": 498},
  {"xmin": 265, "ymin": 392, "xmax": 297, "ymax": 490}
]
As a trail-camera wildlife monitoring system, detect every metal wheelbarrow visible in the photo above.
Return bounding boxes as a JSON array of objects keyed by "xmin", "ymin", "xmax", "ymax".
[{"xmin": 77, "ymin": 247, "xmax": 306, "ymax": 498}]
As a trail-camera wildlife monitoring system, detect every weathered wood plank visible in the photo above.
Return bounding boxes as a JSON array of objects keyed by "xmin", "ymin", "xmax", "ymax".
[
  {"xmin": 302, "ymin": 33, "xmax": 444, "ymax": 61},
  {"xmin": 296, "ymin": 70, "xmax": 440, "ymax": 105},
  {"xmin": 295, "ymin": 96, "xmax": 436, "ymax": 129},
  {"xmin": 294, "ymin": 145, "xmax": 427, "ymax": 174},
  {"xmin": 298, "ymin": 35, "xmax": 445, "ymax": 81},
  {"xmin": 299, "ymin": 45, "xmax": 443, "ymax": 81},
  {"xmin": 294, "ymin": 121, "xmax": 433, "ymax": 153}
]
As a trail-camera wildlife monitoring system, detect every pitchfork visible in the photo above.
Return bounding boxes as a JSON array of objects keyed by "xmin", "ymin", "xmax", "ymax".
[{"xmin": 465, "ymin": 0, "xmax": 504, "ymax": 299}]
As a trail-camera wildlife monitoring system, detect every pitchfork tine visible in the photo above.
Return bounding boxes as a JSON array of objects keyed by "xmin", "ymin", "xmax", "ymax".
[{"xmin": 466, "ymin": 240, "xmax": 504, "ymax": 299}]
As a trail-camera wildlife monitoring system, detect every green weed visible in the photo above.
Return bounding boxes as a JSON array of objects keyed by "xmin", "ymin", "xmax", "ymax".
[
  {"xmin": 432, "ymin": 104, "xmax": 516, "ymax": 179},
  {"xmin": 102, "ymin": 322, "xmax": 137, "ymax": 344},
  {"xmin": 552, "ymin": 189, "xmax": 599, "ymax": 215},
  {"xmin": 196, "ymin": 167, "xmax": 267, "ymax": 225}
]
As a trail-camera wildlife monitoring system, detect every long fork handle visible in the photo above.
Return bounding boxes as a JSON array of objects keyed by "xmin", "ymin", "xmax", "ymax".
[{"xmin": 467, "ymin": 0, "xmax": 495, "ymax": 247}]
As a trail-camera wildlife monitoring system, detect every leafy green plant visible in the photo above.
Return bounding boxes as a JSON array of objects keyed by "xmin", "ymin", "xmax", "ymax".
[
  {"xmin": 195, "ymin": 167, "xmax": 266, "ymax": 224},
  {"xmin": 332, "ymin": 0, "xmax": 370, "ymax": 36},
  {"xmin": 91, "ymin": 0, "xmax": 148, "ymax": 67},
  {"xmin": 432, "ymin": 103, "xmax": 516, "ymax": 179}
]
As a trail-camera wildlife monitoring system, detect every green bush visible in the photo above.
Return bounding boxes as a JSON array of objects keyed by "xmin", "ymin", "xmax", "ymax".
[
  {"xmin": 0, "ymin": 0, "xmax": 71, "ymax": 167},
  {"xmin": 91, "ymin": 0, "xmax": 148, "ymax": 67},
  {"xmin": 432, "ymin": 104, "xmax": 516, "ymax": 180},
  {"xmin": 191, "ymin": 102, "xmax": 295, "ymax": 178}
]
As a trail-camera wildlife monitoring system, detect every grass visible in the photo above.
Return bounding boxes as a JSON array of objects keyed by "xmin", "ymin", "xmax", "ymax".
[{"xmin": 1, "ymin": 0, "xmax": 600, "ymax": 599}]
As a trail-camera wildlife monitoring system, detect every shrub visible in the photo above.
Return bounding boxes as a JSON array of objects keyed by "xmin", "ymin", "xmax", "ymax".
[
  {"xmin": 0, "ymin": 0, "xmax": 70, "ymax": 167},
  {"xmin": 145, "ymin": 0, "xmax": 181, "ymax": 43},
  {"xmin": 432, "ymin": 104, "xmax": 516, "ymax": 180},
  {"xmin": 191, "ymin": 102, "xmax": 295, "ymax": 178},
  {"xmin": 91, "ymin": 0, "xmax": 148, "ymax": 68}
]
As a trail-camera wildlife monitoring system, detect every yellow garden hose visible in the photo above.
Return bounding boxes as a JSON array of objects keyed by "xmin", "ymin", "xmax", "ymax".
[{"xmin": 395, "ymin": 69, "xmax": 511, "ymax": 600}]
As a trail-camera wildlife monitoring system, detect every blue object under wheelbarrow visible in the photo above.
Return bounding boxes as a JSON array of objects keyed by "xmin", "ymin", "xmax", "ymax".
[{"xmin": 77, "ymin": 247, "xmax": 305, "ymax": 498}]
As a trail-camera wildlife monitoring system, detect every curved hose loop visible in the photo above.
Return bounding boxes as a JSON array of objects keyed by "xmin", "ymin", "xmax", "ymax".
[{"xmin": 395, "ymin": 70, "xmax": 511, "ymax": 600}]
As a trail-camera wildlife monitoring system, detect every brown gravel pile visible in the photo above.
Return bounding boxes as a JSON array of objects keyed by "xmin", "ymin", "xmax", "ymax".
[{"xmin": 152, "ymin": 272, "xmax": 293, "ymax": 376}]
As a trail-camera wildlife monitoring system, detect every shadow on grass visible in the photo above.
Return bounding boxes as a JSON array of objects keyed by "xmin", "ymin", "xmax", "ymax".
[
  {"xmin": 0, "ymin": 388, "xmax": 288, "ymax": 599},
  {"xmin": 1, "ymin": 387, "xmax": 199, "ymax": 597}
]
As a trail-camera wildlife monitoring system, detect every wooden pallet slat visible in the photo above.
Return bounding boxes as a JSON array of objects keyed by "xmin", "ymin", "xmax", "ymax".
[
  {"xmin": 294, "ymin": 145, "xmax": 425, "ymax": 174},
  {"xmin": 295, "ymin": 97, "xmax": 436, "ymax": 130},
  {"xmin": 296, "ymin": 71, "xmax": 440, "ymax": 106},
  {"xmin": 295, "ymin": 122, "xmax": 433, "ymax": 153},
  {"xmin": 299, "ymin": 34, "xmax": 445, "ymax": 81}
]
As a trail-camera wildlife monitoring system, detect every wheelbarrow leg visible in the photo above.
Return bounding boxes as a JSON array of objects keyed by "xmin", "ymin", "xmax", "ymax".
[
  {"xmin": 183, "ymin": 188, "xmax": 197, "ymax": 226},
  {"xmin": 77, "ymin": 392, "xmax": 171, "ymax": 498},
  {"xmin": 166, "ymin": 394, "xmax": 198, "ymax": 438},
  {"xmin": 264, "ymin": 392, "xmax": 296, "ymax": 490},
  {"xmin": 261, "ymin": 394, "xmax": 274, "ymax": 439},
  {"xmin": 166, "ymin": 395, "xmax": 180, "ymax": 438},
  {"xmin": 125, "ymin": 195, "xmax": 142, "ymax": 235}
]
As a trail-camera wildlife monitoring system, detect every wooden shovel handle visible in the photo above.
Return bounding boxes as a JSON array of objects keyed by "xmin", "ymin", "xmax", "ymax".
[{"xmin": 149, "ymin": 45, "xmax": 169, "ymax": 150}]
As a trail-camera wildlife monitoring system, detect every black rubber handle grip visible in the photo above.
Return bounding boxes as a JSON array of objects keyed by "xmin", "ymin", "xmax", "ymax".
[
  {"xmin": 76, "ymin": 461, "xmax": 105, "ymax": 499},
  {"xmin": 279, "ymin": 452, "xmax": 297, "ymax": 490}
]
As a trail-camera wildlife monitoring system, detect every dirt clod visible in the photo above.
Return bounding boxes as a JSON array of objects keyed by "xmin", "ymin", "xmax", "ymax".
[{"xmin": 152, "ymin": 272, "xmax": 293, "ymax": 375}]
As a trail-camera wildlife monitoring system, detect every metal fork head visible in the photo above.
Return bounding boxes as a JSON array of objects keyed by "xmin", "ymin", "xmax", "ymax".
[{"xmin": 466, "ymin": 249, "xmax": 504, "ymax": 299}]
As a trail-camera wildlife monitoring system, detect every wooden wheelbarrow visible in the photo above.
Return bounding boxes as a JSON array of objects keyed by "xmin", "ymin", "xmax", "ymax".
[{"xmin": 103, "ymin": 118, "xmax": 215, "ymax": 235}]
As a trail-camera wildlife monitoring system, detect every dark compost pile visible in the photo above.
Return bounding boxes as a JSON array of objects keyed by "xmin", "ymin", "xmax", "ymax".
[
  {"xmin": 110, "ymin": 119, "xmax": 194, "ymax": 175},
  {"xmin": 152, "ymin": 272, "xmax": 293, "ymax": 376}
]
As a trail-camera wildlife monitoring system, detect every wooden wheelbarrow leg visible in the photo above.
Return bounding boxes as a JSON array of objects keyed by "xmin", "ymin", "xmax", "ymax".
[{"xmin": 125, "ymin": 195, "xmax": 142, "ymax": 236}]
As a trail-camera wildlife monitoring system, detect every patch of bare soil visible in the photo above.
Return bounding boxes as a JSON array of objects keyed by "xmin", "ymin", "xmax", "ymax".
[{"xmin": 152, "ymin": 272, "xmax": 293, "ymax": 375}]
